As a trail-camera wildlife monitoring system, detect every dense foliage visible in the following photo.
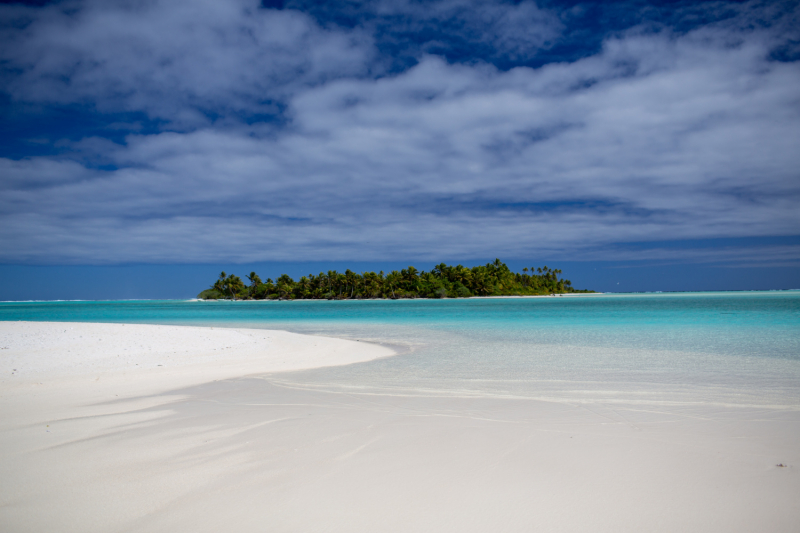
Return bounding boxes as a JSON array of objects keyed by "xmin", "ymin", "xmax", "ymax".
[{"xmin": 197, "ymin": 259, "xmax": 592, "ymax": 300}]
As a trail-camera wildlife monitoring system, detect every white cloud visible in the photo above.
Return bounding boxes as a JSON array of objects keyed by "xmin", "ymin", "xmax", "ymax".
[
  {"xmin": 0, "ymin": 1, "xmax": 798, "ymax": 264},
  {"xmin": 1, "ymin": 0, "xmax": 374, "ymax": 124}
]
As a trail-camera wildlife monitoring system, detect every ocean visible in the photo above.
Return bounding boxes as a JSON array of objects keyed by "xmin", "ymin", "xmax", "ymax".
[{"xmin": 2, "ymin": 292, "xmax": 799, "ymax": 408}]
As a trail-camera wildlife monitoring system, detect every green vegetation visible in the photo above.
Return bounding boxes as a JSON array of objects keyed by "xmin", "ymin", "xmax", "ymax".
[
  {"xmin": 198, "ymin": 260, "xmax": 593, "ymax": 300},
  {"xmin": 196, "ymin": 288, "xmax": 224, "ymax": 300}
]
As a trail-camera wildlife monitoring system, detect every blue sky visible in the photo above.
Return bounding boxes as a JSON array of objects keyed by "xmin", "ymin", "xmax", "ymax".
[{"xmin": 1, "ymin": 0, "xmax": 799, "ymax": 298}]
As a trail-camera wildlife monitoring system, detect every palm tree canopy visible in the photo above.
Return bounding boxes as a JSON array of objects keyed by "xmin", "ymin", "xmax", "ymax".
[{"xmin": 199, "ymin": 260, "xmax": 592, "ymax": 300}]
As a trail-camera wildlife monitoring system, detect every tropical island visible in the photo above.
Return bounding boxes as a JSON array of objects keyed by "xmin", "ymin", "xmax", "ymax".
[{"xmin": 198, "ymin": 259, "xmax": 593, "ymax": 300}]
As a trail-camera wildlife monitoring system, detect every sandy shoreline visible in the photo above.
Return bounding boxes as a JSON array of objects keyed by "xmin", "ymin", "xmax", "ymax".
[
  {"xmin": 0, "ymin": 321, "xmax": 395, "ymax": 430},
  {"xmin": 0, "ymin": 321, "xmax": 395, "ymax": 392},
  {"xmin": 190, "ymin": 292, "xmax": 604, "ymax": 302},
  {"xmin": 1, "ymin": 321, "xmax": 799, "ymax": 532},
  {"xmin": 470, "ymin": 292, "xmax": 603, "ymax": 298},
  {"xmin": 0, "ymin": 321, "xmax": 398, "ymax": 532}
]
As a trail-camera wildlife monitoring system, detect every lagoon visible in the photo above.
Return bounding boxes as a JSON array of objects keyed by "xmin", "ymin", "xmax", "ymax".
[
  {"xmin": 2, "ymin": 292, "xmax": 799, "ymax": 532},
  {"xmin": 3, "ymin": 291, "xmax": 799, "ymax": 407}
]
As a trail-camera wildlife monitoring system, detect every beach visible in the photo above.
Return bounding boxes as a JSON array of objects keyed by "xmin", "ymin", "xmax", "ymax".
[
  {"xmin": 0, "ymin": 321, "xmax": 396, "ymax": 531},
  {"xmin": 3, "ymin": 0, "xmax": 798, "ymax": 529},
  {"xmin": 1, "ymin": 314, "xmax": 799, "ymax": 532}
]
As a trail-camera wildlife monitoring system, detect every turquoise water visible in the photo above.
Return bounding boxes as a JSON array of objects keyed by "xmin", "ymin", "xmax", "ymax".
[{"xmin": 2, "ymin": 292, "xmax": 799, "ymax": 407}]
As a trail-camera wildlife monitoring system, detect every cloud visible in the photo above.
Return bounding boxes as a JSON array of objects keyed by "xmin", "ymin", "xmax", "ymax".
[
  {"xmin": 370, "ymin": 0, "xmax": 562, "ymax": 60},
  {"xmin": 1, "ymin": 0, "xmax": 374, "ymax": 125},
  {"xmin": 0, "ymin": 1, "xmax": 799, "ymax": 265}
]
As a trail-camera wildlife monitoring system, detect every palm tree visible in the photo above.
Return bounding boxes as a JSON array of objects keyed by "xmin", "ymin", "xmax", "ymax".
[
  {"xmin": 298, "ymin": 276, "xmax": 311, "ymax": 298},
  {"xmin": 386, "ymin": 271, "xmax": 400, "ymax": 298},
  {"xmin": 327, "ymin": 270, "xmax": 337, "ymax": 296},
  {"xmin": 246, "ymin": 272, "xmax": 262, "ymax": 298},
  {"xmin": 452, "ymin": 265, "xmax": 471, "ymax": 288},
  {"xmin": 276, "ymin": 274, "xmax": 295, "ymax": 299},
  {"xmin": 345, "ymin": 269, "xmax": 358, "ymax": 298},
  {"xmin": 201, "ymin": 260, "xmax": 588, "ymax": 301},
  {"xmin": 403, "ymin": 266, "xmax": 419, "ymax": 295},
  {"xmin": 222, "ymin": 274, "xmax": 244, "ymax": 300},
  {"xmin": 472, "ymin": 271, "xmax": 491, "ymax": 296}
]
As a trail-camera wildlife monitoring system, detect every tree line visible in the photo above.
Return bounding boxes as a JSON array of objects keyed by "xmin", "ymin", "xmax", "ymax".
[{"xmin": 198, "ymin": 259, "xmax": 593, "ymax": 300}]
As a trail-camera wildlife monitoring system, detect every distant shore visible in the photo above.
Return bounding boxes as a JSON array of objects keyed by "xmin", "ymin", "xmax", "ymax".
[
  {"xmin": 201, "ymin": 260, "xmax": 592, "ymax": 300},
  {"xmin": 470, "ymin": 292, "xmax": 604, "ymax": 299},
  {"xmin": 195, "ymin": 292, "xmax": 605, "ymax": 302}
]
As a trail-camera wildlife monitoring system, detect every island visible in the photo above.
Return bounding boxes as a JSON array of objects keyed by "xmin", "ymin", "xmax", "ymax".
[{"xmin": 198, "ymin": 259, "xmax": 594, "ymax": 300}]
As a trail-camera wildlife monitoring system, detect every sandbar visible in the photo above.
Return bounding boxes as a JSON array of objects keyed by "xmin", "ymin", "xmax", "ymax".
[{"xmin": 1, "ymin": 321, "xmax": 798, "ymax": 532}]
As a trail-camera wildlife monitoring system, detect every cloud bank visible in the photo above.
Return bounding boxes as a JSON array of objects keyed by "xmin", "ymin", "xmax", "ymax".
[{"xmin": 1, "ymin": 0, "xmax": 799, "ymax": 264}]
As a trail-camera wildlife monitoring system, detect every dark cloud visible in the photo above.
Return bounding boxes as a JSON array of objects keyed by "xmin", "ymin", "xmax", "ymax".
[{"xmin": 0, "ymin": 0, "xmax": 799, "ymax": 265}]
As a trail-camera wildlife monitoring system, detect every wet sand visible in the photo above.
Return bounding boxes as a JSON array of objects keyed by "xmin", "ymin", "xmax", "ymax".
[{"xmin": 1, "ymin": 322, "xmax": 798, "ymax": 532}]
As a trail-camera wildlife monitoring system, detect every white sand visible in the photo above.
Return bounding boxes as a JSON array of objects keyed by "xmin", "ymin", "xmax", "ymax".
[
  {"xmin": 1, "ymin": 321, "xmax": 799, "ymax": 532},
  {"xmin": 0, "ymin": 321, "xmax": 394, "ymax": 428},
  {"xmin": 472, "ymin": 292, "xmax": 604, "ymax": 298},
  {"xmin": 0, "ymin": 321, "xmax": 394, "ymax": 395}
]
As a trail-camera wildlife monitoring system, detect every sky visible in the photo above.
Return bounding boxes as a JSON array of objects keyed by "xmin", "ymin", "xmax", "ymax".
[{"xmin": 1, "ymin": 0, "xmax": 799, "ymax": 299}]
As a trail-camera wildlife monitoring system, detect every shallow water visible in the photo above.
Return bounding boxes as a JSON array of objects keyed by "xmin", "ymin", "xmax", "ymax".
[{"xmin": 2, "ymin": 292, "xmax": 799, "ymax": 407}]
